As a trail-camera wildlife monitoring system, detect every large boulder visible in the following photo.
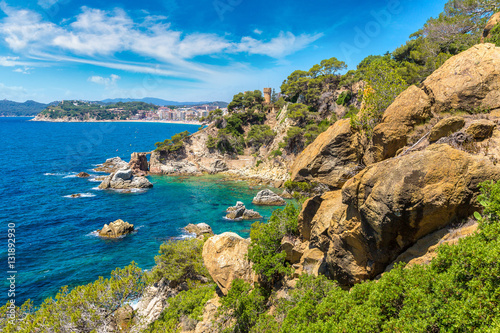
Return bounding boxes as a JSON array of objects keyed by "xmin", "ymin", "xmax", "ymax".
[
  {"xmin": 332, "ymin": 144, "xmax": 500, "ymax": 285},
  {"xmin": 203, "ymin": 233, "xmax": 255, "ymax": 295},
  {"xmin": 423, "ymin": 43, "xmax": 500, "ymax": 113},
  {"xmin": 77, "ymin": 172, "xmax": 90, "ymax": 178},
  {"xmin": 252, "ymin": 189, "xmax": 286, "ymax": 206},
  {"xmin": 98, "ymin": 219, "xmax": 135, "ymax": 238},
  {"xmin": 428, "ymin": 116, "xmax": 465, "ymax": 142},
  {"xmin": 296, "ymin": 144, "xmax": 500, "ymax": 286},
  {"xmin": 369, "ymin": 43, "xmax": 500, "ymax": 163},
  {"xmin": 466, "ymin": 119, "xmax": 496, "ymax": 140},
  {"xmin": 290, "ymin": 119, "xmax": 365, "ymax": 188}
]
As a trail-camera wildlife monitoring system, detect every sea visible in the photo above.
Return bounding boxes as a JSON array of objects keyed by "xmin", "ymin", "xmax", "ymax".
[{"xmin": 0, "ymin": 117, "xmax": 281, "ymax": 306}]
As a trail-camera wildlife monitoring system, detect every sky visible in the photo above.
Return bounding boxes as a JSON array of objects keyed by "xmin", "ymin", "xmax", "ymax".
[{"xmin": 0, "ymin": 0, "xmax": 449, "ymax": 103}]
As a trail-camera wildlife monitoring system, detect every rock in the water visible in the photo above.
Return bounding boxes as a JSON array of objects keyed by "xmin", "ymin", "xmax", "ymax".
[
  {"xmin": 128, "ymin": 152, "xmax": 149, "ymax": 176},
  {"xmin": 184, "ymin": 223, "xmax": 214, "ymax": 239},
  {"xmin": 429, "ymin": 116, "xmax": 465, "ymax": 142},
  {"xmin": 202, "ymin": 232, "xmax": 255, "ymax": 295},
  {"xmin": 76, "ymin": 172, "xmax": 90, "ymax": 178},
  {"xmin": 113, "ymin": 169, "xmax": 133, "ymax": 181},
  {"xmin": 98, "ymin": 169, "xmax": 153, "ymax": 190},
  {"xmin": 466, "ymin": 119, "xmax": 496, "ymax": 140},
  {"xmin": 98, "ymin": 219, "xmax": 135, "ymax": 238},
  {"xmin": 225, "ymin": 202, "xmax": 262, "ymax": 220},
  {"xmin": 252, "ymin": 189, "xmax": 286, "ymax": 206},
  {"xmin": 94, "ymin": 157, "xmax": 128, "ymax": 173},
  {"xmin": 70, "ymin": 193, "xmax": 82, "ymax": 198},
  {"xmin": 290, "ymin": 119, "xmax": 365, "ymax": 188}
]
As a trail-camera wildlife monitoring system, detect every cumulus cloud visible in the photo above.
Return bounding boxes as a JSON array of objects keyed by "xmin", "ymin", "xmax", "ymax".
[
  {"xmin": 13, "ymin": 66, "xmax": 32, "ymax": 74},
  {"xmin": 88, "ymin": 74, "xmax": 120, "ymax": 87},
  {"xmin": 0, "ymin": 4, "xmax": 321, "ymax": 63}
]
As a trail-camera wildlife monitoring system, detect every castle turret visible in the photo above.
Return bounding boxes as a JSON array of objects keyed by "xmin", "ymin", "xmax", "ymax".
[{"xmin": 263, "ymin": 88, "xmax": 272, "ymax": 104}]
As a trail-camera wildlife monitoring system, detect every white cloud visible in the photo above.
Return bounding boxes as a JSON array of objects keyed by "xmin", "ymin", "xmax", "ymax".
[
  {"xmin": 253, "ymin": 29, "xmax": 263, "ymax": 35},
  {"xmin": 13, "ymin": 66, "xmax": 32, "ymax": 74},
  {"xmin": 235, "ymin": 31, "xmax": 324, "ymax": 58},
  {"xmin": 88, "ymin": 74, "xmax": 120, "ymax": 87},
  {"xmin": 0, "ymin": 56, "xmax": 19, "ymax": 66},
  {"xmin": 0, "ymin": 2, "xmax": 61, "ymax": 51},
  {"xmin": 0, "ymin": 5, "xmax": 321, "ymax": 62},
  {"xmin": 37, "ymin": 0, "xmax": 59, "ymax": 9}
]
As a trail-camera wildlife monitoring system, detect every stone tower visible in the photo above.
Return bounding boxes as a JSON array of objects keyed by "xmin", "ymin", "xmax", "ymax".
[{"xmin": 263, "ymin": 88, "xmax": 272, "ymax": 104}]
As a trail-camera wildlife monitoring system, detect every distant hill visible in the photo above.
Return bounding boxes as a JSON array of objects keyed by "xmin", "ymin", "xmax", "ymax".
[
  {"xmin": 100, "ymin": 97, "xmax": 228, "ymax": 108},
  {"xmin": 0, "ymin": 100, "xmax": 49, "ymax": 116}
]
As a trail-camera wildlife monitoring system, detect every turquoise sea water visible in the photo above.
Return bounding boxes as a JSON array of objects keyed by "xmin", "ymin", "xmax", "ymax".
[{"xmin": 0, "ymin": 118, "xmax": 279, "ymax": 306}]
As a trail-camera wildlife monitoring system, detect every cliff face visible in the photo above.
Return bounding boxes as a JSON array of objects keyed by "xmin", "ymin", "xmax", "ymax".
[{"xmin": 284, "ymin": 43, "xmax": 500, "ymax": 286}]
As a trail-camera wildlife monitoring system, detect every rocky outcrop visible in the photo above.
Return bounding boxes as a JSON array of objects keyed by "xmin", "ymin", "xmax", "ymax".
[
  {"xmin": 98, "ymin": 219, "xmax": 135, "ymax": 238},
  {"xmin": 94, "ymin": 157, "xmax": 128, "ymax": 173},
  {"xmin": 370, "ymin": 43, "xmax": 500, "ymax": 164},
  {"xmin": 290, "ymin": 119, "xmax": 365, "ymax": 188},
  {"xmin": 428, "ymin": 116, "xmax": 465, "ymax": 142},
  {"xmin": 466, "ymin": 119, "xmax": 496, "ymax": 140},
  {"xmin": 252, "ymin": 189, "xmax": 286, "ymax": 206},
  {"xmin": 482, "ymin": 12, "xmax": 500, "ymax": 42},
  {"xmin": 98, "ymin": 169, "xmax": 153, "ymax": 190},
  {"xmin": 184, "ymin": 223, "xmax": 214, "ymax": 239},
  {"xmin": 77, "ymin": 172, "xmax": 90, "ymax": 178},
  {"xmin": 128, "ymin": 152, "xmax": 149, "ymax": 176},
  {"xmin": 225, "ymin": 202, "xmax": 262, "ymax": 220},
  {"xmin": 295, "ymin": 144, "xmax": 500, "ymax": 286},
  {"xmin": 134, "ymin": 278, "xmax": 179, "ymax": 329},
  {"xmin": 202, "ymin": 232, "xmax": 255, "ymax": 295}
]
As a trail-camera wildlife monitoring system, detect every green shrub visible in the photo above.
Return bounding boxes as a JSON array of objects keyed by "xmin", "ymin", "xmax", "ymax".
[
  {"xmin": 488, "ymin": 24, "xmax": 500, "ymax": 47},
  {"xmin": 269, "ymin": 149, "xmax": 283, "ymax": 158},
  {"xmin": 247, "ymin": 204, "xmax": 300, "ymax": 288},
  {"xmin": 0, "ymin": 264, "xmax": 145, "ymax": 333},
  {"xmin": 206, "ymin": 135, "xmax": 218, "ymax": 149},
  {"xmin": 146, "ymin": 284, "xmax": 215, "ymax": 333},
  {"xmin": 336, "ymin": 91, "xmax": 352, "ymax": 106},
  {"xmin": 217, "ymin": 279, "xmax": 267, "ymax": 333},
  {"xmin": 246, "ymin": 125, "xmax": 275, "ymax": 150},
  {"xmin": 155, "ymin": 130, "xmax": 190, "ymax": 152},
  {"xmin": 284, "ymin": 180, "xmax": 313, "ymax": 194},
  {"xmin": 149, "ymin": 238, "xmax": 210, "ymax": 285}
]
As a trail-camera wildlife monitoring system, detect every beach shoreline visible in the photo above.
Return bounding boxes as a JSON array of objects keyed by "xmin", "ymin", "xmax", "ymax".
[{"xmin": 30, "ymin": 117, "xmax": 203, "ymax": 125}]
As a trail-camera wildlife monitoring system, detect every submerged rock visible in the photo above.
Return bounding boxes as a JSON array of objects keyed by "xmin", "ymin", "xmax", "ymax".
[
  {"xmin": 98, "ymin": 219, "xmax": 135, "ymax": 238},
  {"xmin": 252, "ymin": 189, "xmax": 286, "ymax": 206},
  {"xmin": 225, "ymin": 202, "xmax": 262, "ymax": 220},
  {"xmin": 202, "ymin": 232, "xmax": 255, "ymax": 295}
]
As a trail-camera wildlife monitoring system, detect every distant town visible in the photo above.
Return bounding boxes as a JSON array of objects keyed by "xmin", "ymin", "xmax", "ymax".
[
  {"xmin": 35, "ymin": 100, "xmax": 229, "ymax": 122},
  {"xmin": 129, "ymin": 105, "xmax": 228, "ymax": 122}
]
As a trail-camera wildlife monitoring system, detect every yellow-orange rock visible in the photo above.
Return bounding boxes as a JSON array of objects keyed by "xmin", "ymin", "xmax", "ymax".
[
  {"xmin": 202, "ymin": 233, "xmax": 255, "ymax": 295},
  {"xmin": 290, "ymin": 119, "xmax": 365, "ymax": 188}
]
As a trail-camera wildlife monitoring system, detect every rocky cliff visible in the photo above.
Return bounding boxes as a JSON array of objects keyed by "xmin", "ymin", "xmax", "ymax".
[{"xmin": 283, "ymin": 43, "xmax": 500, "ymax": 286}]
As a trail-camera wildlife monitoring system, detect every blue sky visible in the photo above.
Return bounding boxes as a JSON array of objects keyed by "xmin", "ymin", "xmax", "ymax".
[{"xmin": 0, "ymin": 0, "xmax": 448, "ymax": 103}]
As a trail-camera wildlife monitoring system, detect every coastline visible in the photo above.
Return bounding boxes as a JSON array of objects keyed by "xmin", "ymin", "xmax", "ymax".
[{"xmin": 30, "ymin": 118, "xmax": 203, "ymax": 126}]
